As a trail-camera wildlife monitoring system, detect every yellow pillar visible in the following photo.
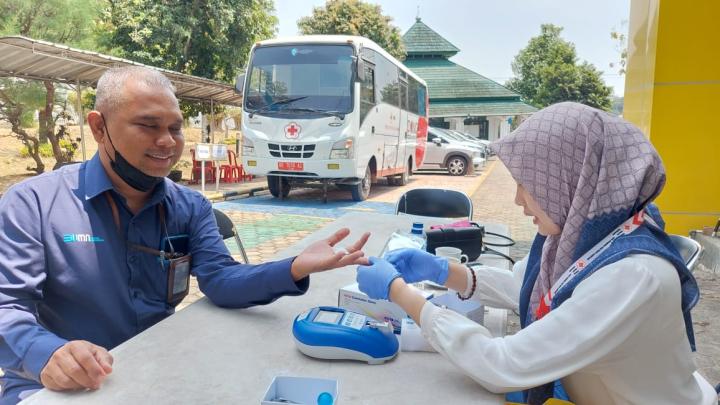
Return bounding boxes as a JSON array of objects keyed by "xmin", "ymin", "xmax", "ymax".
[{"xmin": 625, "ymin": 0, "xmax": 720, "ymax": 234}]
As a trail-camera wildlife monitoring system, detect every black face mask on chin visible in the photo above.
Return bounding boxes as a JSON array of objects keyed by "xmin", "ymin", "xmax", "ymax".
[{"xmin": 101, "ymin": 114, "xmax": 163, "ymax": 192}]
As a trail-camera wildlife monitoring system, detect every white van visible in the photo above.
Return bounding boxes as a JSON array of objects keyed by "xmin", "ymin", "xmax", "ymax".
[{"xmin": 236, "ymin": 35, "xmax": 429, "ymax": 201}]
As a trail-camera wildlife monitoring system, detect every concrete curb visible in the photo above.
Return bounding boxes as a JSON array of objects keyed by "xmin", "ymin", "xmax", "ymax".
[{"xmin": 205, "ymin": 186, "xmax": 269, "ymax": 202}]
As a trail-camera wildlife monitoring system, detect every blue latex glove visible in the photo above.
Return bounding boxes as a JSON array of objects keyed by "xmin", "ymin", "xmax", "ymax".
[
  {"xmin": 356, "ymin": 257, "xmax": 402, "ymax": 300},
  {"xmin": 384, "ymin": 248, "xmax": 449, "ymax": 285}
]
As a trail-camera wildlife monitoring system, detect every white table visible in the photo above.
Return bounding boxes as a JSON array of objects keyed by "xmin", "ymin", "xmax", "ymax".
[{"xmin": 23, "ymin": 213, "xmax": 512, "ymax": 405}]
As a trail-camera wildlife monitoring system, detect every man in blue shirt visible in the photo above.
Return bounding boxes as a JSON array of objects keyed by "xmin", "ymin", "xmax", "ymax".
[{"xmin": 0, "ymin": 67, "xmax": 370, "ymax": 404}]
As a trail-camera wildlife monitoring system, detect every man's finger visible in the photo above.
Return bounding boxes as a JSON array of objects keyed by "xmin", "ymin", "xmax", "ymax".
[
  {"xmin": 42, "ymin": 372, "xmax": 60, "ymax": 391},
  {"xmin": 71, "ymin": 343, "xmax": 107, "ymax": 381},
  {"xmin": 352, "ymin": 255, "xmax": 371, "ymax": 266},
  {"xmin": 325, "ymin": 228, "xmax": 350, "ymax": 247},
  {"xmin": 90, "ymin": 345, "xmax": 114, "ymax": 374},
  {"xmin": 57, "ymin": 350, "xmax": 98, "ymax": 389},
  {"xmin": 346, "ymin": 232, "xmax": 371, "ymax": 253},
  {"xmin": 337, "ymin": 250, "xmax": 366, "ymax": 267},
  {"xmin": 45, "ymin": 362, "xmax": 83, "ymax": 390},
  {"xmin": 42, "ymin": 369, "xmax": 67, "ymax": 391}
]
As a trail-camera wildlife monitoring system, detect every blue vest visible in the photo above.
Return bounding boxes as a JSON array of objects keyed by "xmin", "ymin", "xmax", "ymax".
[{"xmin": 516, "ymin": 206, "xmax": 699, "ymax": 404}]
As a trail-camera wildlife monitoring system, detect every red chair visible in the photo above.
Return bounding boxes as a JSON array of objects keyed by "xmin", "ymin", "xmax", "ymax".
[
  {"xmin": 220, "ymin": 150, "xmax": 252, "ymax": 183},
  {"xmin": 190, "ymin": 148, "xmax": 216, "ymax": 184}
]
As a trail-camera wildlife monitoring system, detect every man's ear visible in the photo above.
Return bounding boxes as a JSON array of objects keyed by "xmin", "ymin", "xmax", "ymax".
[{"xmin": 87, "ymin": 111, "xmax": 106, "ymax": 143}]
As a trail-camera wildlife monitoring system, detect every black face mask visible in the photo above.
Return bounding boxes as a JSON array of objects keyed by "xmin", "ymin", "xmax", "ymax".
[{"xmin": 101, "ymin": 114, "xmax": 163, "ymax": 192}]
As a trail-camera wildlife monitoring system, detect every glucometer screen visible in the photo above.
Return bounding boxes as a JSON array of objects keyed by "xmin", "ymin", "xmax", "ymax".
[{"xmin": 314, "ymin": 310, "xmax": 342, "ymax": 324}]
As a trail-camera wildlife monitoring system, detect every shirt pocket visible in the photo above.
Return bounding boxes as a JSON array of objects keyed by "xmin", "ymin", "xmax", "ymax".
[{"xmin": 136, "ymin": 253, "xmax": 169, "ymax": 303}]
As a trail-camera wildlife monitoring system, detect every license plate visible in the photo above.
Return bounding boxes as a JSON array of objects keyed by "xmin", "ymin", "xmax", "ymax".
[{"xmin": 278, "ymin": 162, "xmax": 304, "ymax": 171}]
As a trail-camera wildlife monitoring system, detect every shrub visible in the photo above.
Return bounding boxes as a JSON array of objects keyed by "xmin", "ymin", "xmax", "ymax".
[{"xmin": 20, "ymin": 139, "xmax": 77, "ymax": 159}]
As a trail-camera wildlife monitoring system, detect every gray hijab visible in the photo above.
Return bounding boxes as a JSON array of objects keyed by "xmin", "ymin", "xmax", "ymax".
[{"xmin": 491, "ymin": 102, "xmax": 666, "ymax": 314}]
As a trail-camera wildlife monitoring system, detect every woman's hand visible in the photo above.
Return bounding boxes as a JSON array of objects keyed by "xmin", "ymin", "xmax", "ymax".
[
  {"xmin": 384, "ymin": 248, "xmax": 449, "ymax": 285},
  {"xmin": 356, "ymin": 257, "xmax": 401, "ymax": 300}
]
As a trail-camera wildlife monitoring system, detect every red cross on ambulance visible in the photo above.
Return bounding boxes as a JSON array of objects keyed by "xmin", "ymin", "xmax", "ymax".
[{"xmin": 285, "ymin": 122, "xmax": 301, "ymax": 139}]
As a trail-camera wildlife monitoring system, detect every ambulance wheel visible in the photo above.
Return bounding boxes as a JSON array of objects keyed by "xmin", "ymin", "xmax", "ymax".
[
  {"xmin": 351, "ymin": 166, "xmax": 371, "ymax": 201},
  {"xmin": 395, "ymin": 163, "xmax": 410, "ymax": 186},
  {"xmin": 268, "ymin": 175, "xmax": 291, "ymax": 198}
]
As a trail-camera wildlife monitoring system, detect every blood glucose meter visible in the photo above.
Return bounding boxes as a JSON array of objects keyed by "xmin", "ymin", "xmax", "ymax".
[{"xmin": 293, "ymin": 306, "xmax": 399, "ymax": 364}]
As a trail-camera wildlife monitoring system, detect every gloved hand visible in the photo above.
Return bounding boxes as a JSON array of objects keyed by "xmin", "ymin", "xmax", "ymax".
[
  {"xmin": 384, "ymin": 248, "xmax": 449, "ymax": 285},
  {"xmin": 356, "ymin": 257, "xmax": 402, "ymax": 300}
]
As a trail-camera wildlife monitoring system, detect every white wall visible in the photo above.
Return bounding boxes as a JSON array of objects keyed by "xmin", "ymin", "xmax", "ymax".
[
  {"xmin": 437, "ymin": 115, "xmax": 513, "ymax": 140},
  {"xmin": 488, "ymin": 115, "xmax": 512, "ymax": 142}
]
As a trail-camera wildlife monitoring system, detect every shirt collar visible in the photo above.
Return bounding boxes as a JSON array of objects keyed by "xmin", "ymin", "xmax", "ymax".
[
  {"xmin": 84, "ymin": 153, "xmax": 169, "ymax": 203},
  {"xmin": 84, "ymin": 153, "xmax": 114, "ymax": 200}
]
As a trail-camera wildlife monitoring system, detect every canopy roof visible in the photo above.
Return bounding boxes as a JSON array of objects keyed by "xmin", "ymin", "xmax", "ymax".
[{"xmin": 0, "ymin": 36, "xmax": 242, "ymax": 106}]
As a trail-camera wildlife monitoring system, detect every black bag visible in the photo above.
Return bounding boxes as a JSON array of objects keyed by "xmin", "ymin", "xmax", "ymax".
[{"xmin": 425, "ymin": 223, "xmax": 484, "ymax": 262}]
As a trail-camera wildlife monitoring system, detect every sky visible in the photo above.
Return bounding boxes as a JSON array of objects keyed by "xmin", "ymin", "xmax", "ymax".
[{"xmin": 274, "ymin": 0, "xmax": 631, "ymax": 97}]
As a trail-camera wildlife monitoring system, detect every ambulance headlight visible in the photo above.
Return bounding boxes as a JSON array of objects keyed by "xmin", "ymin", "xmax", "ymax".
[
  {"xmin": 330, "ymin": 138, "xmax": 354, "ymax": 159},
  {"xmin": 242, "ymin": 138, "xmax": 255, "ymax": 156}
]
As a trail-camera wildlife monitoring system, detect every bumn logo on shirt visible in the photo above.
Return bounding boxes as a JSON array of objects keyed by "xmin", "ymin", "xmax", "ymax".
[{"xmin": 63, "ymin": 234, "xmax": 105, "ymax": 243}]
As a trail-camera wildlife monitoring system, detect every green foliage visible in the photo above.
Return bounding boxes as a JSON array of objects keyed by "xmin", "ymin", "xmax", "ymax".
[
  {"xmin": 173, "ymin": 159, "xmax": 191, "ymax": 170},
  {"xmin": 0, "ymin": 79, "xmax": 45, "ymax": 127},
  {"xmin": 20, "ymin": 139, "xmax": 76, "ymax": 159},
  {"xmin": 97, "ymin": 0, "xmax": 277, "ymax": 116},
  {"xmin": 98, "ymin": 0, "xmax": 276, "ymax": 82},
  {"xmin": 297, "ymin": 0, "xmax": 406, "ymax": 60},
  {"xmin": 67, "ymin": 89, "xmax": 96, "ymax": 113},
  {"xmin": 506, "ymin": 24, "xmax": 612, "ymax": 111},
  {"xmin": 0, "ymin": 0, "xmax": 100, "ymax": 47},
  {"xmin": 0, "ymin": 0, "xmax": 99, "ymax": 163}
]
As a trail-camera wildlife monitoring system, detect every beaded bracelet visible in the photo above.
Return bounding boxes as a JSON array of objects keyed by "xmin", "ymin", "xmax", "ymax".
[{"xmin": 457, "ymin": 265, "xmax": 477, "ymax": 301}]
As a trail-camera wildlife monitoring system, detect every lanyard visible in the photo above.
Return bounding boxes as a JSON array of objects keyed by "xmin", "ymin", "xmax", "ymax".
[
  {"xmin": 104, "ymin": 191, "xmax": 182, "ymax": 260},
  {"xmin": 535, "ymin": 210, "xmax": 656, "ymax": 320}
]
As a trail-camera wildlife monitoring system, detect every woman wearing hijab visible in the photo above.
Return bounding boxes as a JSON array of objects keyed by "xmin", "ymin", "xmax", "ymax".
[{"xmin": 356, "ymin": 102, "xmax": 717, "ymax": 404}]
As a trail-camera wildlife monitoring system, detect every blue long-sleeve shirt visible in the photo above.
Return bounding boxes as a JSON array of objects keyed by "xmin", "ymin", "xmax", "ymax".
[{"xmin": 0, "ymin": 154, "xmax": 308, "ymax": 403}]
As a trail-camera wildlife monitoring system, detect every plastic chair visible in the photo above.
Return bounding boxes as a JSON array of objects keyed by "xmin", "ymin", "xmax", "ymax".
[
  {"xmin": 190, "ymin": 148, "xmax": 216, "ymax": 184},
  {"xmin": 395, "ymin": 188, "xmax": 473, "ymax": 219},
  {"xmin": 213, "ymin": 208, "xmax": 249, "ymax": 264},
  {"xmin": 668, "ymin": 234, "xmax": 702, "ymax": 271},
  {"xmin": 220, "ymin": 150, "xmax": 251, "ymax": 183}
]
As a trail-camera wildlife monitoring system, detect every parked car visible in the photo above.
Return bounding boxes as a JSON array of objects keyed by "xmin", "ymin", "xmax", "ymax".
[
  {"xmin": 419, "ymin": 127, "xmax": 485, "ymax": 176},
  {"xmin": 446, "ymin": 129, "xmax": 491, "ymax": 156}
]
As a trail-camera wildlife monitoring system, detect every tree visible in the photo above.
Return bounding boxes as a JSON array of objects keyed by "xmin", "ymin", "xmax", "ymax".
[
  {"xmin": 0, "ymin": 0, "xmax": 99, "ymax": 168},
  {"xmin": 506, "ymin": 24, "xmax": 612, "ymax": 111},
  {"xmin": 297, "ymin": 0, "xmax": 405, "ymax": 60},
  {"xmin": 98, "ymin": 0, "xmax": 277, "ymax": 116},
  {"xmin": 0, "ymin": 79, "xmax": 46, "ymax": 173}
]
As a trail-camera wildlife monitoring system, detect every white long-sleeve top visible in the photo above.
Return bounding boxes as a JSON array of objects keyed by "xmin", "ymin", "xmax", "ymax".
[{"xmin": 420, "ymin": 254, "xmax": 717, "ymax": 404}]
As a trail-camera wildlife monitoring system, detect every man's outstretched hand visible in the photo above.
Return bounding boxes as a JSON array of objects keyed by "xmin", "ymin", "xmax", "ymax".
[{"xmin": 291, "ymin": 228, "xmax": 371, "ymax": 281}]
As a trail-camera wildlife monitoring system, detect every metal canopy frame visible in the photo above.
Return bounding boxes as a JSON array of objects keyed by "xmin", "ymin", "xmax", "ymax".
[{"xmin": 0, "ymin": 36, "xmax": 243, "ymax": 160}]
